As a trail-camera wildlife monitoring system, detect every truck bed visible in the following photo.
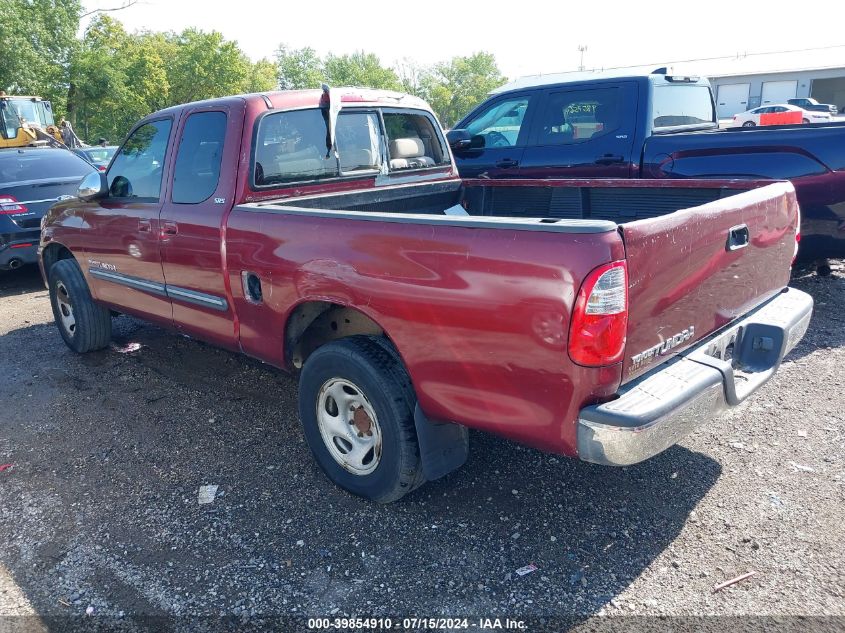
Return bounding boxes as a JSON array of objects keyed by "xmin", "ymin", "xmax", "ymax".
[{"xmin": 236, "ymin": 178, "xmax": 797, "ymax": 390}]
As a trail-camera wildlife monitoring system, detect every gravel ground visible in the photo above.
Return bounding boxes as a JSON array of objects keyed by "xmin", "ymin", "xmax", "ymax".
[{"xmin": 0, "ymin": 262, "xmax": 843, "ymax": 632}]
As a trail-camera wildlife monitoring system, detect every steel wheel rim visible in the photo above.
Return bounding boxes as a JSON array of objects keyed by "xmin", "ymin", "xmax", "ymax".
[
  {"xmin": 55, "ymin": 281, "xmax": 76, "ymax": 338},
  {"xmin": 316, "ymin": 378, "xmax": 382, "ymax": 475}
]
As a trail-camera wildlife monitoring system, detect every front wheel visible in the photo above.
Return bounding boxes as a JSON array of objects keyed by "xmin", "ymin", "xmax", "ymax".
[
  {"xmin": 742, "ymin": 121, "xmax": 756, "ymax": 127},
  {"xmin": 298, "ymin": 336, "xmax": 424, "ymax": 502},
  {"xmin": 48, "ymin": 258, "xmax": 112, "ymax": 353},
  {"xmin": 802, "ymin": 118, "xmax": 810, "ymax": 124}
]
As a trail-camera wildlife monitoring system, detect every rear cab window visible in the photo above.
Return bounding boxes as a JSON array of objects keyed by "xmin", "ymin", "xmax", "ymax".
[
  {"xmin": 383, "ymin": 111, "xmax": 450, "ymax": 172},
  {"xmin": 251, "ymin": 106, "xmax": 450, "ymax": 188},
  {"xmin": 651, "ymin": 84, "xmax": 716, "ymax": 132},
  {"xmin": 536, "ymin": 87, "xmax": 623, "ymax": 145}
]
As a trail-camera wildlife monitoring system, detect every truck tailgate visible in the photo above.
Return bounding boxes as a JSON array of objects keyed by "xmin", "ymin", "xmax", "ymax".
[{"xmin": 620, "ymin": 181, "xmax": 798, "ymax": 382}]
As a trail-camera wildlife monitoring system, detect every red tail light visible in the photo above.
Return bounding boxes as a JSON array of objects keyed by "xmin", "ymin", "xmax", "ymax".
[
  {"xmin": 793, "ymin": 205, "xmax": 801, "ymax": 265},
  {"xmin": 0, "ymin": 195, "xmax": 28, "ymax": 215},
  {"xmin": 568, "ymin": 261, "xmax": 628, "ymax": 366}
]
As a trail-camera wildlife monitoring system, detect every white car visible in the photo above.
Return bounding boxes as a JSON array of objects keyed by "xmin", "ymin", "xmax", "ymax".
[{"xmin": 732, "ymin": 104, "xmax": 832, "ymax": 127}]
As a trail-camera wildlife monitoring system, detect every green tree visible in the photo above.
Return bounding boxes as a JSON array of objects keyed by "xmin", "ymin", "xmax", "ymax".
[
  {"xmin": 246, "ymin": 58, "xmax": 279, "ymax": 93},
  {"xmin": 421, "ymin": 52, "xmax": 506, "ymax": 127},
  {"xmin": 324, "ymin": 51, "xmax": 402, "ymax": 91},
  {"xmin": 275, "ymin": 45, "xmax": 324, "ymax": 90},
  {"xmin": 165, "ymin": 28, "xmax": 254, "ymax": 105},
  {"xmin": 0, "ymin": 0, "xmax": 82, "ymax": 113}
]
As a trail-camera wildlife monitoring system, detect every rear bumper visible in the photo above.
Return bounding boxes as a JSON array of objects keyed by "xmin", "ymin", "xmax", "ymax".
[
  {"xmin": 577, "ymin": 288, "xmax": 813, "ymax": 466},
  {"xmin": 0, "ymin": 241, "xmax": 39, "ymax": 270}
]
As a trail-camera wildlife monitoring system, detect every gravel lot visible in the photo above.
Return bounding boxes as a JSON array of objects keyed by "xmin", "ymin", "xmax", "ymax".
[{"xmin": 0, "ymin": 262, "xmax": 843, "ymax": 631}]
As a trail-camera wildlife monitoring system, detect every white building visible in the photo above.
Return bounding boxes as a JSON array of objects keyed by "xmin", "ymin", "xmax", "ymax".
[{"xmin": 697, "ymin": 48, "xmax": 845, "ymax": 118}]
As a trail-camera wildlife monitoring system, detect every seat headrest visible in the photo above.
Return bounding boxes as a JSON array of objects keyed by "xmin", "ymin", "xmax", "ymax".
[{"xmin": 389, "ymin": 137, "xmax": 425, "ymax": 159}]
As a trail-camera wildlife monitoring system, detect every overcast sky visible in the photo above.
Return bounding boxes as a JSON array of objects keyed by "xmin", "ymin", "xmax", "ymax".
[{"xmin": 81, "ymin": 0, "xmax": 845, "ymax": 80}]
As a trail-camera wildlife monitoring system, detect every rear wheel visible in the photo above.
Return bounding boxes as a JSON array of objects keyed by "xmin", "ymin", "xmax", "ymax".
[
  {"xmin": 742, "ymin": 121, "xmax": 756, "ymax": 127},
  {"xmin": 298, "ymin": 336, "xmax": 424, "ymax": 503},
  {"xmin": 48, "ymin": 258, "xmax": 112, "ymax": 353}
]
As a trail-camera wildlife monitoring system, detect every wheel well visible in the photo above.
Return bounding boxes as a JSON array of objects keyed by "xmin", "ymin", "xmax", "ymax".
[
  {"xmin": 41, "ymin": 243, "xmax": 75, "ymax": 273},
  {"xmin": 285, "ymin": 301, "xmax": 385, "ymax": 369}
]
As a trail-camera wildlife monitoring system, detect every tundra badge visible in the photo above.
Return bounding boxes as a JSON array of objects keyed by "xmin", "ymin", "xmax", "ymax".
[{"xmin": 631, "ymin": 326, "xmax": 695, "ymax": 369}]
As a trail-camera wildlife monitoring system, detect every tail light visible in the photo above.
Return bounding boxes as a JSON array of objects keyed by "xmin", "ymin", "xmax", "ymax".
[
  {"xmin": 793, "ymin": 205, "xmax": 801, "ymax": 264},
  {"xmin": 568, "ymin": 261, "xmax": 628, "ymax": 366},
  {"xmin": 0, "ymin": 195, "xmax": 28, "ymax": 215}
]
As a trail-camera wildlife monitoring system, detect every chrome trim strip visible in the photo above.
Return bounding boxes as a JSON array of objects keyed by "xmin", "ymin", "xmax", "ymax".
[
  {"xmin": 88, "ymin": 268, "xmax": 167, "ymax": 296},
  {"xmin": 88, "ymin": 268, "xmax": 228, "ymax": 311},
  {"xmin": 166, "ymin": 285, "xmax": 228, "ymax": 311}
]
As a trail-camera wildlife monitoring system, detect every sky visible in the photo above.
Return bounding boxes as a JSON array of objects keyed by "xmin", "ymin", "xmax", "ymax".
[{"xmin": 80, "ymin": 0, "xmax": 845, "ymax": 80}]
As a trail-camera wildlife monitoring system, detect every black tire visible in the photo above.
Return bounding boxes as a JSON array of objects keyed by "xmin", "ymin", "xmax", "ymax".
[
  {"xmin": 48, "ymin": 258, "xmax": 112, "ymax": 353},
  {"xmin": 802, "ymin": 118, "xmax": 810, "ymax": 124},
  {"xmin": 742, "ymin": 121, "xmax": 756, "ymax": 127},
  {"xmin": 298, "ymin": 336, "xmax": 424, "ymax": 503}
]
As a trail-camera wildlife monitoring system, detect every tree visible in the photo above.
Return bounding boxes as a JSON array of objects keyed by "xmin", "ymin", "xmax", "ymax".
[
  {"xmin": 0, "ymin": 0, "xmax": 82, "ymax": 113},
  {"xmin": 275, "ymin": 45, "xmax": 324, "ymax": 90},
  {"xmin": 165, "ymin": 29, "xmax": 254, "ymax": 105},
  {"xmin": 420, "ymin": 52, "xmax": 506, "ymax": 127},
  {"xmin": 324, "ymin": 51, "xmax": 402, "ymax": 91},
  {"xmin": 246, "ymin": 58, "xmax": 278, "ymax": 93}
]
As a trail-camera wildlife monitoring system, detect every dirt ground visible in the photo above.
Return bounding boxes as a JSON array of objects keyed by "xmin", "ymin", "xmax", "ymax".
[{"xmin": 0, "ymin": 262, "xmax": 843, "ymax": 632}]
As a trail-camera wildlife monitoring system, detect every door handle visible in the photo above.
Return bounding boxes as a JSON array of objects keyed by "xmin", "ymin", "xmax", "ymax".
[
  {"xmin": 161, "ymin": 222, "xmax": 178, "ymax": 238},
  {"xmin": 138, "ymin": 219, "xmax": 152, "ymax": 232},
  {"xmin": 727, "ymin": 224, "xmax": 749, "ymax": 251},
  {"xmin": 495, "ymin": 158, "xmax": 519, "ymax": 168},
  {"xmin": 595, "ymin": 154, "xmax": 625, "ymax": 165}
]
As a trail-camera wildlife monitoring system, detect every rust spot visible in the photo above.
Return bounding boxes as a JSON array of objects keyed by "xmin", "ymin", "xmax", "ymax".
[{"xmin": 352, "ymin": 407, "xmax": 373, "ymax": 437}]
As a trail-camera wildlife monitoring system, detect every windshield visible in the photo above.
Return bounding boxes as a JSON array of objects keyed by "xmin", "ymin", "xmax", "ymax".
[
  {"xmin": 5, "ymin": 99, "xmax": 52, "ymax": 127},
  {"xmin": 0, "ymin": 149, "xmax": 95, "ymax": 183},
  {"xmin": 83, "ymin": 147, "xmax": 117, "ymax": 164}
]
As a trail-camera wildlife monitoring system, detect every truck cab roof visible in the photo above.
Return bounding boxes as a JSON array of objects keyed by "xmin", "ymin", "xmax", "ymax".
[{"xmin": 490, "ymin": 69, "xmax": 711, "ymax": 96}]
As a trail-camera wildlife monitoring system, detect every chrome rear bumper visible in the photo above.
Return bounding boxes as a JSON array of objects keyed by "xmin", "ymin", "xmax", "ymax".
[{"xmin": 577, "ymin": 288, "xmax": 813, "ymax": 466}]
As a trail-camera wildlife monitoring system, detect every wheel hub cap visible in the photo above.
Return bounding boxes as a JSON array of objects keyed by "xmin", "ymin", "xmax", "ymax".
[
  {"xmin": 56, "ymin": 281, "xmax": 76, "ymax": 338},
  {"xmin": 316, "ymin": 378, "xmax": 382, "ymax": 475}
]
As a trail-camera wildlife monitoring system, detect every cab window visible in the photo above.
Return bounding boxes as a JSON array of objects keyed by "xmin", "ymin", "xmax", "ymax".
[
  {"xmin": 108, "ymin": 119, "xmax": 172, "ymax": 199},
  {"xmin": 464, "ymin": 96, "xmax": 530, "ymax": 148},
  {"xmin": 537, "ymin": 88, "xmax": 621, "ymax": 146},
  {"xmin": 172, "ymin": 111, "xmax": 227, "ymax": 204},
  {"xmin": 383, "ymin": 111, "xmax": 450, "ymax": 171}
]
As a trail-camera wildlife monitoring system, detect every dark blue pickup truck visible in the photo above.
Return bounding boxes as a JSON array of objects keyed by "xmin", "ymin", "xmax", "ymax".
[{"xmin": 448, "ymin": 70, "xmax": 845, "ymax": 263}]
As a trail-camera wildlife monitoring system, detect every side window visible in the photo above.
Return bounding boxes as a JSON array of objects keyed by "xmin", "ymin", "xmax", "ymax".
[
  {"xmin": 336, "ymin": 111, "xmax": 382, "ymax": 174},
  {"xmin": 172, "ymin": 111, "xmax": 227, "ymax": 204},
  {"xmin": 383, "ymin": 111, "xmax": 450, "ymax": 171},
  {"xmin": 254, "ymin": 109, "xmax": 336, "ymax": 186},
  {"xmin": 108, "ymin": 119, "xmax": 172, "ymax": 199},
  {"xmin": 464, "ymin": 96, "xmax": 530, "ymax": 148},
  {"xmin": 537, "ymin": 88, "xmax": 621, "ymax": 146}
]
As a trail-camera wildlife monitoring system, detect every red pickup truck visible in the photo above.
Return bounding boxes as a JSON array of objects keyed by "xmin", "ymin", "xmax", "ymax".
[{"xmin": 39, "ymin": 88, "xmax": 813, "ymax": 502}]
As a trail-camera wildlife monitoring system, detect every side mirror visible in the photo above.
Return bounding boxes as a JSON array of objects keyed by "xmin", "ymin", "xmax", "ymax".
[
  {"xmin": 77, "ymin": 170, "xmax": 107, "ymax": 201},
  {"xmin": 446, "ymin": 129, "xmax": 473, "ymax": 151}
]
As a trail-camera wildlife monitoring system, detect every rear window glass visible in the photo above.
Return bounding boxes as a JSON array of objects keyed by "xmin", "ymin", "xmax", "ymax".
[
  {"xmin": 254, "ymin": 109, "xmax": 336, "ymax": 186},
  {"xmin": 254, "ymin": 109, "xmax": 393, "ymax": 186},
  {"xmin": 652, "ymin": 85, "xmax": 715, "ymax": 129},
  {"xmin": 172, "ymin": 111, "xmax": 227, "ymax": 204},
  {"xmin": 383, "ymin": 112, "xmax": 450, "ymax": 171},
  {"xmin": 0, "ymin": 149, "xmax": 94, "ymax": 182}
]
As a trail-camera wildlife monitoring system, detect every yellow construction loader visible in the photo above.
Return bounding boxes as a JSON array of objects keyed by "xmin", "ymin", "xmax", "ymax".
[{"xmin": 0, "ymin": 94, "xmax": 68, "ymax": 148}]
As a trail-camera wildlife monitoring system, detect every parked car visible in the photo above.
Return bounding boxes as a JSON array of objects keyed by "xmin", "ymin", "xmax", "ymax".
[
  {"xmin": 72, "ymin": 145, "xmax": 118, "ymax": 172},
  {"xmin": 448, "ymin": 70, "xmax": 845, "ymax": 262},
  {"xmin": 0, "ymin": 147, "xmax": 95, "ymax": 270},
  {"xmin": 40, "ymin": 88, "xmax": 811, "ymax": 502},
  {"xmin": 732, "ymin": 104, "xmax": 830, "ymax": 127},
  {"xmin": 787, "ymin": 97, "xmax": 838, "ymax": 115}
]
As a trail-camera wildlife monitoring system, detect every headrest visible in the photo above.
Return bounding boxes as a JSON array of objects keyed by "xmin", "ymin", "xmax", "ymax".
[{"xmin": 389, "ymin": 137, "xmax": 425, "ymax": 159}]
